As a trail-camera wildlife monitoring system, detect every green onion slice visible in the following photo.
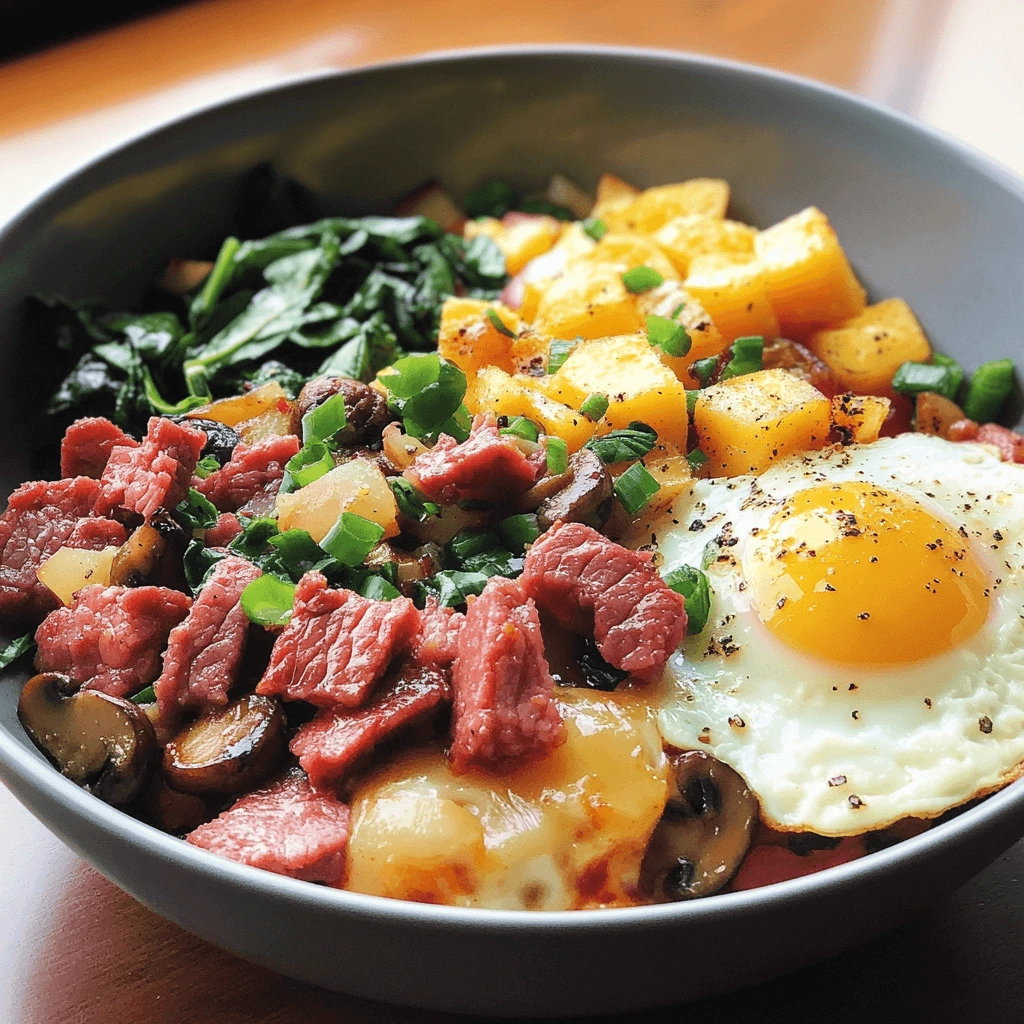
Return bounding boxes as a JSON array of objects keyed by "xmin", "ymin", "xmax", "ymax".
[
  {"xmin": 546, "ymin": 436, "xmax": 568, "ymax": 475},
  {"xmin": 281, "ymin": 443, "xmax": 334, "ymax": 493},
  {"xmin": 720, "ymin": 336, "xmax": 764, "ymax": 380},
  {"xmin": 614, "ymin": 462, "xmax": 660, "ymax": 515},
  {"xmin": 301, "ymin": 391, "xmax": 348, "ymax": 445},
  {"xmin": 690, "ymin": 356, "xmax": 719, "ymax": 387},
  {"xmin": 240, "ymin": 575, "xmax": 296, "ymax": 627},
  {"xmin": 621, "ymin": 266, "xmax": 665, "ymax": 294},
  {"xmin": 646, "ymin": 314, "xmax": 691, "ymax": 358},
  {"xmin": 547, "ymin": 339, "xmax": 577, "ymax": 375},
  {"xmin": 486, "ymin": 309, "xmax": 516, "ymax": 338},
  {"xmin": 662, "ymin": 565, "xmax": 713, "ymax": 635},
  {"xmin": 963, "ymin": 358, "xmax": 1015, "ymax": 423},
  {"xmin": 582, "ymin": 217, "xmax": 608, "ymax": 242},
  {"xmin": 580, "ymin": 393, "xmax": 610, "ymax": 421},
  {"xmin": 892, "ymin": 358, "xmax": 964, "ymax": 402},
  {"xmin": 499, "ymin": 416, "xmax": 540, "ymax": 442},
  {"xmin": 319, "ymin": 512, "xmax": 385, "ymax": 567}
]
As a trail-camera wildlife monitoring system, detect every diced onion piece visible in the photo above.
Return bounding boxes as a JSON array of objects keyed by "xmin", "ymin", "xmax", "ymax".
[
  {"xmin": 186, "ymin": 382, "xmax": 289, "ymax": 427},
  {"xmin": 236, "ymin": 408, "xmax": 295, "ymax": 445},
  {"xmin": 37, "ymin": 546, "xmax": 119, "ymax": 605},
  {"xmin": 382, "ymin": 422, "xmax": 428, "ymax": 471},
  {"xmin": 276, "ymin": 458, "xmax": 399, "ymax": 542}
]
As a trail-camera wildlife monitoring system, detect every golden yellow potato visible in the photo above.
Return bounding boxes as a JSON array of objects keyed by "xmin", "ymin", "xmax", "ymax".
[
  {"xmin": 37, "ymin": 546, "xmax": 118, "ymax": 606},
  {"xmin": 275, "ymin": 458, "xmax": 399, "ymax": 540},
  {"xmin": 236, "ymin": 408, "xmax": 295, "ymax": 446},
  {"xmin": 653, "ymin": 215, "xmax": 756, "ymax": 275},
  {"xmin": 603, "ymin": 180, "xmax": 731, "ymax": 234},
  {"xmin": 808, "ymin": 298, "xmax": 931, "ymax": 396},
  {"xmin": 186, "ymin": 381, "xmax": 289, "ymax": 428},
  {"xmin": 532, "ymin": 263, "xmax": 643, "ymax": 340},
  {"xmin": 637, "ymin": 282, "xmax": 728, "ymax": 386},
  {"xmin": 495, "ymin": 216, "xmax": 565, "ymax": 275},
  {"xmin": 694, "ymin": 368, "xmax": 831, "ymax": 476},
  {"xmin": 579, "ymin": 232, "xmax": 678, "ymax": 282},
  {"xmin": 683, "ymin": 255, "xmax": 780, "ymax": 344},
  {"xmin": 345, "ymin": 690, "xmax": 669, "ymax": 909},
  {"xmin": 754, "ymin": 206, "xmax": 866, "ymax": 333},
  {"xmin": 591, "ymin": 172, "xmax": 640, "ymax": 224},
  {"xmin": 552, "ymin": 333, "xmax": 689, "ymax": 447},
  {"xmin": 831, "ymin": 392, "xmax": 892, "ymax": 444},
  {"xmin": 438, "ymin": 297, "xmax": 519, "ymax": 377},
  {"xmin": 465, "ymin": 366, "xmax": 596, "ymax": 452},
  {"xmin": 634, "ymin": 442, "xmax": 693, "ymax": 511}
]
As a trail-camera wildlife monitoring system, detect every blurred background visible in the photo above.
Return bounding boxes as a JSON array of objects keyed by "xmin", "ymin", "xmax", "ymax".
[{"xmin": 1, "ymin": 0, "xmax": 1022, "ymax": 225}]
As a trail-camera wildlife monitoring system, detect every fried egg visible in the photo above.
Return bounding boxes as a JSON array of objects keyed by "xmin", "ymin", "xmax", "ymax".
[{"xmin": 636, "ymin": 434, "xmax": 1024, "ymax": 835}]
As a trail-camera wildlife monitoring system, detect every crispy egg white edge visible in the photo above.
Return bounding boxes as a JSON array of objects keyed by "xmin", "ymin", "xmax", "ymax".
[{"xmin": 631, "ymin": 436, "xmax": 1024, "ymax": 836}]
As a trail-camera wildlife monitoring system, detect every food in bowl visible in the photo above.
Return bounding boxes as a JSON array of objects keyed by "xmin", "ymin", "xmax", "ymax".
[{"xmin": 1, "ymin": 169, "xmax": 1021, "ymax": 911}]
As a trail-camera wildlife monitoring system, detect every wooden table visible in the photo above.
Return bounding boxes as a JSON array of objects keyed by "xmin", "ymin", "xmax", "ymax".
[{"xmin": 4, "ymin": 1, "xmax": 1024, "ymax": 1020}]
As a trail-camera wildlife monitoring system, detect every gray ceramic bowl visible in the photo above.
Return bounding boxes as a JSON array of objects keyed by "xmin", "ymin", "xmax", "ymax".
[{"xmin": 2, "ymin": 46, "xmax": 1024, "ymax": 1018}]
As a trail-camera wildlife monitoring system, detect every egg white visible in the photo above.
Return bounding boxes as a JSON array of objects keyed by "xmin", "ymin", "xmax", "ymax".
[{"xmin": 635, "ymin": 435, "xmax": 1024, "ymax": 835}]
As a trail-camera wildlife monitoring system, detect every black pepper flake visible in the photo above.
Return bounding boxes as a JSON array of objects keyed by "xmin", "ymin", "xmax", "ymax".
[
  {"xmin": 848, "ymin": 795, "xmax": 865, "ymax": 808},
  {"xmin": 828, "ymin": 775, "xmax": 847, "ymax": 787},
  {"xmin": 848, "ymin": 683, "xmax": 858, "ymax": 691},
  {"xmin": 776, "ymin": 596, "xmax": 787, "ymax": 610},
  {"xmin": 857, "ymin": 611, "xmax": 870, "ymax": 620},
  {"xmin": 689, "ymin": 519, "xmax": 705, "ymax": 532},
  {"xmin": 851, "ymin": 710, "xmax": 860, "ymax": 720},
  {"xmin": 924, "ymin": 697, "xmax": 932, "ymax": 707},
  {"xmin": 994, "ymin": 530, "xmax": 1004, "ymax": 541},
  {"xmin": 979, "ymin": 716, "xmax": 993, "ymax": 734},
  {"xmin": 824, "ymin": 582, "xmax": 836, "ymax": 592},
  {"xmin": 698, "ymin": 727, "xmax": 712, "ymax": 745},
  {"xmin": 728, "ymin": 715, "xmax": 746, "ymax": 729}
]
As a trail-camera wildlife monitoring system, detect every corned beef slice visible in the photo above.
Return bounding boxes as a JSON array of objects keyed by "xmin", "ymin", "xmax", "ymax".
[
  {"xmin": 95, "ymin": 416, "xmax": 206, "ymax": 519},
  {"xmin": 155, "ymin": 556, "xmax": 262, "ymax": 715},
  {"xmin": 195, "ymin": 435, "xmax": 300, "ymax": 513},
  {"xmin": 520, "ymin": 522, "xmax": 686, "ymax": 682},
  {"xmin": 256, "ymin": 572, "xmax": 421, "ymax": 709},
  {"xmin": 977, "ymin": 423, "xmax": 1024, "ymax": 463},
  {"xmin": 292, "ymin": 661, "xmax": 450, "ymax": 787},
  {"xmin": 187, "ymin": 769, "xmax": 351, "ymax": 885},
  {"xmin": 416, "ymin": 596, "xmax": 464, "ymax": 667},
  {"xmin": 449, "ymin": 575, "xmax": 563, "ymax": 773},
  {"xmin": 35, "ymin": 584, "xmax": 191, "ymax": 697},
  {"xmin": 405, "ymin": 413, "xmax": 540, "ymax": 504},
  {"xmin": 0, "ymin": 477, "xmax": 126, "ymax": 621},
  {"xmin": 60, "ymin": 417, "xmax": 138, "ymax": 479},
  {"xmin": 205, "ymin": 512, "xmax": 243, "ymax": 548}
]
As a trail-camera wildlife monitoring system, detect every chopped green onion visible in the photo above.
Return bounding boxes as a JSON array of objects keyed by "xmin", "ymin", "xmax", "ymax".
[
  {"xmin": 240, "ymin": 575, "xmax": 296, "ymax": 627},
  {"xmin": 500, "ymin": 416, "xmax": 540, "ymax": 442},
  {"xmin": 176, "ymin": 488, "xmax": 219, "ymax": 531},
  {"xmin": 448, "ymin": 527, "xmax": 502, "ymax": 563},
  {"xmin": 621, "ymin": 266, "xmax": 664, "ymax": 294},
  {"xmin": 486, "ymin": 309, "xmax": 516, "ymax": 338},
  {"xmin": 964, "ymin": 358, "xmax": 1016, "ymax": 423},
  {"xmin": 319, "ymin": 512, "xmax": 385, "ymax": 567},
  {"xmin": 359, "ymin": 575, "xmax": 401, "ymax": 601},
  {"xmin": 547, "ymin": 339, "xmax": 577, "ymax": 375},
  {"xmin": 0, "ymin": 632, "xmax": 35, "ymax": 672},
  {"xmin": 497, "ymin": 513, "xmax": 541, "ymax": 552},
  {"xmin": 130, "ymin": 685, "xmax": 156, "ymax": 705},
  {"xmin": 582, "ymin": 217, "xmax": 608, "ymax": 242},
  {"xmin": 687, "ymin": 448, "xmax": 709, "ymax": 472},
  {"xmin": 389, "ymin": 478, "xmax": 441, "ymax": 522},
  {"xmin": 720, "ymin": 336, "xmax": 764, "ymax": 381},
  {"xmin": 414, "ymin": 570, "xmax": 491, "ymax": 610},
  {"xmin": 580, "ymin": 393, "xmax": 610, "ymax": 420},
  {"xmin": 685, "ymin": 390, "xmax": 700, "ymax": 415},
  {"xmin": 892, "ymin": 358, "xmax": 964, "ymax": 401},
  {"xmin": 281, "ymin": 443, "xmax": 334, "ymax": 493},
  {"xmin": 614, "ymin": 462, "xmax": 660, "ymax": 515},
  {"xmin": 584, "ymin": 422, "xmax": 658, "ymax": 463},
  {"xmin": 690, "ymin": 356, "xmax": 719, "ymax": 387},
  {"xmin": 646, "ymin": 314, "xmax": 691, "ymax": 358},
  {"xmin": 301, "ymin": 391, "xmax": 348, "ymax": 445},
  {"xmin": 662, "ymin": 565, "xmax": 712, "ymax": 635},
  {"xmin": 378, "ymin": 353, "xmax": 468, "ymax": 439},
  {"xmin": 193, "ymin": 455, "xmax": 221, "ymax": 479},
  {"xmin": 268, "ymin": 528, "xmax": 323, "ymax": 565},
  {"xmin": 546, "ymin": 436, "xmax": 568, "ymax": 475}
]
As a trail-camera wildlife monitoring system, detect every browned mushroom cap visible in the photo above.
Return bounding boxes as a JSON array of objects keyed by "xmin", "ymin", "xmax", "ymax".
[
  {"xmin": 293, "ymin": 376, "xmax": 394, "ymax": 444},
  {"xmin": 163, "ymin": 694, "xmax": 286, "ymax": 795},
  {"xmin": 139, "ymin": 776, "xmax": 209, "ymax": 835},
  {"xmin": 109, "ymin": 511, "xmax": 189, "ymax": 588},
  {"xmin": 17, "ymin": 673, "xmax": 159, "ymax": 807},
  {"xmin": 536, "ymin": 448, "xmax": 613, "ymax": 531},
  {"xmin": 640, "ymin": 749, "xmax": 758, "ymax": 901}
]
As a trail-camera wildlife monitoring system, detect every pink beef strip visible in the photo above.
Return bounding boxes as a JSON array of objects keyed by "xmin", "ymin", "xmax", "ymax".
[
  {"xmin": 195, "ymin": 435, "xmax": 300, "ymax": 513},
  {"xmin": 154, "ymin": 556, "xmax": 262, "ymax": 716},
  {"xmin": 60, "ymin": 417, "xmax": 138, "ymax": 479},
  {"xmin": 0, "ymin": 477, "xmax": 126, "ymax": 622},
  {"xmin": 34, "ymin": 584, "xmax": 191, "ymax": 697},
  {"xmin": 204, "ymin": 512, "xmax": 243, "ymax": 548},
  {"xmin": 449, "ymin": 575, "xmax": 563, "ymax": 773},
  {"xmin": 256, "ymin": 572, "xmax": 421, "ymax": 709},
  {"xmin": 520, "ymin": 522, "xmax": 686, "ymax": 682},
  {"xmin": 187, "ymin": 769, "xmax": 351, "ymax": 885}
]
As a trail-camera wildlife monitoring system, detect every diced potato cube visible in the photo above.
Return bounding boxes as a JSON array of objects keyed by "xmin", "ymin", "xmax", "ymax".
[
  {"xmin": 532, "ymin": 263, "xmax": 643, "ymax": 340},
  {"xmin": 914, "ymin": 391, "xmax": 965, "ymax": 439},
  {"xmin": 510, "ymin": 330, "xmax": 550, "ymax": 375},
  {"xmin": 466, "ymin": 367, "xmax": 595, "ymax": 452},
  {"xmin": 37, "ymin": 546, "xmax": 119, "ymax": 606},
  {"xmin": 550, "ymin": 221, "xmax": 598, "ymax": 263},
  {"xmin": 603, "ymin": 180, "xmax": 730, "ymax": 234},
  {"xmin": 639, "ymin": 442, "xmax": 693, "ymax": 510},
  {"xmin": 653, "ymin": 215, "xmax": 757, "ymax": 275},
  {"xmin": 438, "ymin": 297, "xmax": 519, "ymax": 376},
  {"xmin": 683, "ymin": 255, "xmax": 780, "ymax": 344},
  {"xmin": 754, "ymin": 207, "xmax": 866, "ymax": 332},
  {"xmin": 187, "ymin": 382, "xmax": 290, "ymax": 428},
  {"xmin": 637, "ymin": 282, "xmax": 728, "ymax": 386},
  {"xmin": 276, "ymin": 458, "xmax": 399, "ymax": 541},
  {"xmin": 237, "ymin": 408, "xmax": 295, "ymax": 446},
  {"xmin": 494, "ymin": 215, "xmax": 564, "ymax": 275},
  {"xmin": 591, "ymin": 173, "xmax": 640, "ymax": 223},
  {"xmin": 808, "ymin": 298, "xmax": 931, "ymax": 395},
  {"xmin": 463, "ymin": 217, "xmax": 503, "ymax": 243},
  {"xmin": 579, "ymin": 232, "xmax": 678, "ymax": 282},
  {"xmin": 553, "ymin": 333, "xmax": 689, "ymax": 447},
  {"xmin": 831, "ymin": 392, "xmax": 891, "ymax": 444},
  {"xmin": 694, "ymin": 368, "xmax": 831, "ymax": 476}
]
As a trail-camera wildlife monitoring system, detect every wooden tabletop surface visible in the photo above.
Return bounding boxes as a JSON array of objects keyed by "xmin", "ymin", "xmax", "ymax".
[{"xmin": 4, "ymin": 1, "xmax": 1024, "ymax": 1020}]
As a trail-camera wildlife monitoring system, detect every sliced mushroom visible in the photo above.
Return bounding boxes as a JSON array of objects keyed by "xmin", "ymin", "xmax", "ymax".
[
  {"xmin": 170, "ymin": 416, "xmax": 242, "ymax": 464},
  {"xmin": 640, "ymin": 749, "xmax": 758, "ymax": 901},
  {"xmin": 109, "ymin": 511, "xmax": 188, "ymax": 588},
  {"xmin": 512, "ymin": 467, "xmax": 574, "ymax": 513},
  {"xmin": 163, "ymin": 694, "xmax": 286, "ymax": 795},
  {"xmin": 17, "ymin": 673, "xmax": 159, "ymax": 807},
  {"xmin": 294, "ymin": 376, "xmax": 394, "ymax": 444},
  {"xmin": 536, "ymin": 449, "xmax": 613, "ymax": 531},
  {"xmin": 139, "ymin": 776, "xmax": 209, "ymax": 834}
]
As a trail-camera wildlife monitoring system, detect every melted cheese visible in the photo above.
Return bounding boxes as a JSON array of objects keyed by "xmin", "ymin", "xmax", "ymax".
[{"xmin": 344, "ymin": 689, "xmax": 669, "ymax": 909}]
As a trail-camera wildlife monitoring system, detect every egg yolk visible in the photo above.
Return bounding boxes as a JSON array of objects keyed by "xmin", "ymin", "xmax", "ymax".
[{"xmin": 743, "ymin": 482, "xmax": 989, "ymax": 665}]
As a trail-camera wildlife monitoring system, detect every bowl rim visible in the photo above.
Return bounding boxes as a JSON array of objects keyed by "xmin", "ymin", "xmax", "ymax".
[{"xmin": 3, "ymin": 42, "xmax": 1024, "ymax": 931}]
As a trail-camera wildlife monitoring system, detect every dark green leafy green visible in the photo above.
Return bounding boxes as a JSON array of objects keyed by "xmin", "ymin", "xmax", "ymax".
[
  {"xmin": 389, "ymin": 478, "xmax": 441, "ymax": 522},
  {"xmin": 378, "ymin": 353, "xmax": 468, "ymax": 439},
  {"xmin": 176, "ymin": 488, "xmax": 220, "ymax": 531},
  {"xmin": 414, "ymin": 570, "xmax": 491, "ymax": 609},
  {"xmin": 578, "ymin": 638, "xmax": 628, "ymax": 691},
  {"xmin": 584, "ymin": 422, "xmax": 658, "ymax": 463},
  {"xmin": 465, "ymin": 181, "xmax": 518, "ymax": 219},
  {"xmin": 690, "ymin": 356, "xmax": 719, "ymax": 388},
  {"xmin": 0, "ymin": 633, "xmax": 35, "ymax": 672},
  {"xmin": 496, "ymin": 513, "xmax": 540, "ymax": 552},
  {"xmin": 183, "ymin": 539, "xmax": 227, "ymax": 593},
  {"xmin": 687, "ymin": 448, "xmax": 710, "ymax": 472},
  {"xmin": 662, "ymin": 565, "xmax": 713, "ymax": 634},
  {"xmin": 193, "ymin": 456, "xmax": 221, "ymax": 479},
  {"xmin": 720, "ymin": 336, "xmax": 764, "ymax": 381}
]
